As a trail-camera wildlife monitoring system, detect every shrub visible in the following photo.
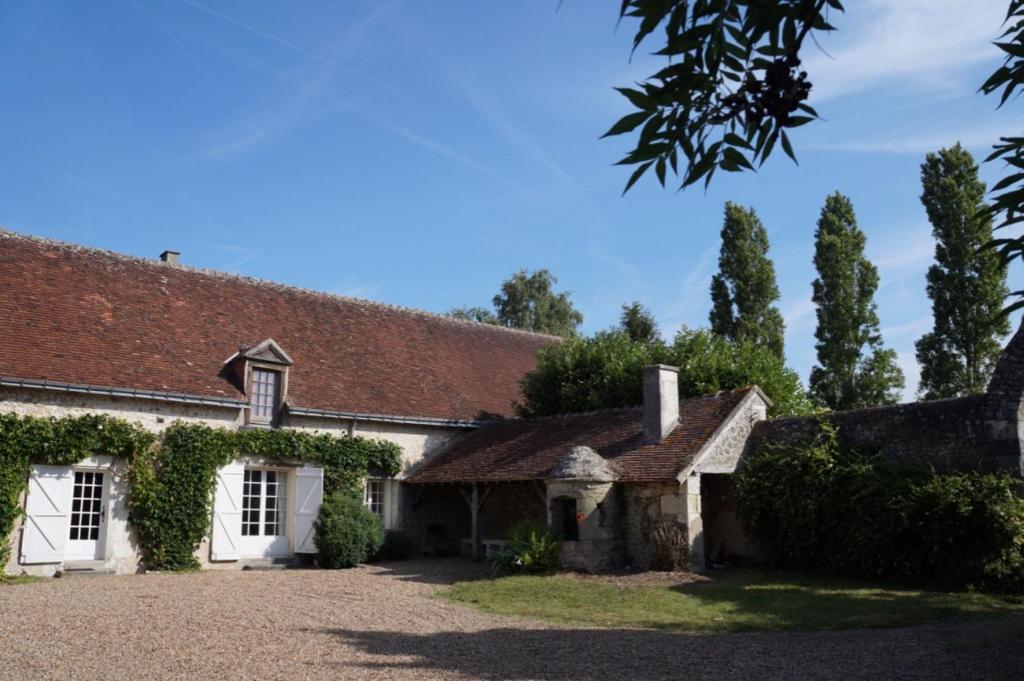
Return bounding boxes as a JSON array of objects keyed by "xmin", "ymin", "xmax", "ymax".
[
  {"xmin": 488, "ymin": 523, "xmax": 561, "ymax": 575},
  {"xmin": 651, "ymin": 520, "xmax": 690, "ymax": 571},
  {"xmin": 736, "ymin": 424, "xmax": 1024, "ymax": 593},
  {"xmin": 314, "ymin": 492, "xmax": 385, "ymax": 569},
  {"xmin": 375, "ymin": 530, "xmax": 418, "ymax": 561}
]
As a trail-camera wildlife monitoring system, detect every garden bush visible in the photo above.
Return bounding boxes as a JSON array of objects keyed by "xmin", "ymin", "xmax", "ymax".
[
  {"xmin": 314, "ymin": 492, "xmax": 385, "ymax": 569},
  {"xmin": 374, "ymin": 529, "xmax": 418, "ymax": 561},
  {"xmin": 735, "ymin": 424, "xmax": 1024, "ymax": 593},
  {"xmin": 488, "ymin": 523, "xmax": 561, "ymax": 575}
]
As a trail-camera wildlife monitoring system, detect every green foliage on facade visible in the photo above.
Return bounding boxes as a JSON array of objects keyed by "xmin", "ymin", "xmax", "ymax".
[
  {"xmin": 916, "ymin": 145, "xmax": 1010, "ymax": 399},
  {"xmin": 128, "ymin": 423, "xmax": 401, "ymax": 571},
  {"xmin": 0, "ymin": 413, "xmax": 155, "ymax": 571},
  {"xmin": 518, "ymin": 327, "xmax": 813, "ymax": 418},
  {"xmin": 808, "ymin": 193, "xmax": 905, "ymax": 410},
  {"xmin": 709, "ymin": 202, "xmax": 786, "ymax": 358},
  {"xmin": 0, "ymin": 412, "xmax": 401, "ymax": 573},
  {"xmin": 736, "ymin": 424, "xmax": 1024, "ymax": 593},
  {"xmin": 313, "ymin": 491, "xmax": 385, "ymax": 569},
  {"xmin": 449, "ymin": 268, "xmax": 583, "ymax": 337}
]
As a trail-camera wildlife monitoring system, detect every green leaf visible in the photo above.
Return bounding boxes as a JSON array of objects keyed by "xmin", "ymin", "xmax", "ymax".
[
  {"xmin": 622, "ymin": 160, "xmax": 654, "ymax": 195},
  {"xmin": 602, "ymin": 111, "xmax": 653, "ymax": 138},
  {"xmin": 780, "ymin": 129, "xmax": 797, "ymax": 163}
]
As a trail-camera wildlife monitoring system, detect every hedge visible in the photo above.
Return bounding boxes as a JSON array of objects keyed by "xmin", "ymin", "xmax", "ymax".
[{"xmin": 735, "ymin": 423, "xmax": 1024, "ymax": 593}]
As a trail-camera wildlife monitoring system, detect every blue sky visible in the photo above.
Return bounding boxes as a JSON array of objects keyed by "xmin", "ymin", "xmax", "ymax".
[{"xmin": 1, "ymin": 0, "xmax": 1019, "ymax": 399}]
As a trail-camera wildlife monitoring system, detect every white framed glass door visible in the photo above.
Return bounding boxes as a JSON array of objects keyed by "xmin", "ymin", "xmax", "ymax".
[
  {"xmin": 240, "ymin": 469, "xmax": 289, "ymax": 557},
  {"xmin": 66, "ymin": 470, "xmax": 105, "ymax": 560}
]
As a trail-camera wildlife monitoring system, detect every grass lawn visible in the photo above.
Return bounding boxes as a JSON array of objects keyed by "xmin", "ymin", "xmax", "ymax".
[{"xmin": 443, "ymin": 569, "xmax": 1023, "ymax": 633}]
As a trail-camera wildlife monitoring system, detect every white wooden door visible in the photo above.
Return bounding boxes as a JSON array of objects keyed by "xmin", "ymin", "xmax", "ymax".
[
  {"xmin": 20, "ymin": 465, "xmax": 73, "ymax": 564},
  {"xmin": 65, "ymin": 470, "xmax": 106, "ymax": 560},
  {"xmin": 239, "ymin": 469, "xmax": 289, "ymax": 557},
  {"xmin": 293, "ymin": 467, "xmax": 323, "ymax": 554},
  {"xmin": 211, "ymin": 462, "xmax": 244, "ymax": 561}
]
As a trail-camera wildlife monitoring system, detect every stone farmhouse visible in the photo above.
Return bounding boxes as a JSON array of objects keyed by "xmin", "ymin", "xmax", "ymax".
[{"xmin": 3, "ymin": 229, "xmax": 1024, "ymax": 576}]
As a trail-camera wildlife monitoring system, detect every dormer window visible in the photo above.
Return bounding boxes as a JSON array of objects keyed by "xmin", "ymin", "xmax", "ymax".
[
  {"xmin": 250, "ymin": 368, "xmax": 280, "ymax": 425},
  {"xmin": 223, "ymin": 338, "xmax": 293, "ymax": 428}
]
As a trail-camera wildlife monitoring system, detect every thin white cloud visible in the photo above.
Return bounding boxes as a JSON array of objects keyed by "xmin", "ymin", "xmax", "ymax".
[
  {"xmin": 656, "ymin": 246, "xmax": 717, "ymax": 336},
  {"xmin": 783, "ymin": 297, "xmax": 815, "ymax": 334},
  {"xmin": 896, "ymin": 351, "xmax": 922, "ymax": 402},
  {"xmin": 364, "ymin": 116, "xmax": 539, "ymax": 197},
  {"xmin": 882, "ymin": 316, "xmax": 932, "ymax": 339},
  {"xmin": 180, "ymin": 0, "xmax": 394, "ymax": 91},
  {"xmin": 808, "ymin": 123, "xmax": 1019, "ymax": 154},
  {"xmin": 869, "ymin": 225, "xmax": 936, "ymax": 297},
  {"xmin": 130, "ymin": 0, "xmax": 262, "ymax": 138},
  {"xmin": 805, "ymin": 0, "xmax": 1005, "ymax": 103},
  {"xmin": 210, "ymin": 243, "xmax": 260, "ymax": 273}
]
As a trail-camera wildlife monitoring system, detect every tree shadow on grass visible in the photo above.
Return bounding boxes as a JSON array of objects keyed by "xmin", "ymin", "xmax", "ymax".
[
  {"xmin": 668, "ymin": 569, "xmax": 1022, "ymax": 631},
  {"xmin": 318, "ymin": 617, "xmax": 1024, "ymax": 681}
]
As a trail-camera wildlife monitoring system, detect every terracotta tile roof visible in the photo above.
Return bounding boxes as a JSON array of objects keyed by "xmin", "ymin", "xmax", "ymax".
[
  {"xmin": 0, "ymin": 230, "xmax": 555, "ymax": 421},
  {"xmin": 406, "ymin": 388, "xmax": 752, "ymax": 484}
]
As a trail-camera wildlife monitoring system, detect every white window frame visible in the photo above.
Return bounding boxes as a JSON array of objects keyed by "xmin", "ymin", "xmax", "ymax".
[
  {"xmin": 241, "ymin": 468, "xmax": 287, "ymax": 539},
  {"xmin": 363, "ymin": 478, "xmax": 396, "ymax": 529},
  {"xmin": 247, "ymin": 365, "xmax": 281, "ymax": 427}
]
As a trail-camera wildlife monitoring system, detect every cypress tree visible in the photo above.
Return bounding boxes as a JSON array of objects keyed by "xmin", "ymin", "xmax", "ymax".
[
  {"xmin": 619, "ymin": 301, "xmax": 659, "ymax": 342},
  {"xmin": 916, "ymin": 144, "xmax": 1010, "ymax": 399},
  {"xmin": 809, "ymin": 193, "xmax": 904, "ymax": 410},
  {"xmin": 708, "ymin": 202, "xmax": 786, "ymax": 357}
]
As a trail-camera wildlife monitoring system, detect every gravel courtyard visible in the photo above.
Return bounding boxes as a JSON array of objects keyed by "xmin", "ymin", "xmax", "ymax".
[{"xmin": 2, "ymin": 559, "xmax": 1023, "ymax": 681}]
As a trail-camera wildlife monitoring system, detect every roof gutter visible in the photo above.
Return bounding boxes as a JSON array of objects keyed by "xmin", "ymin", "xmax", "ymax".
[
  {"xmin": 2, "ymin": 376, "xmax": 483, "ymax": 428},
  {"xmin": 0, "ymin": 376, "xmax": 247, "ymax": 408},
  {"xmin": 287, "ymin": 405, "xmax": 479, "ymax": 429}
]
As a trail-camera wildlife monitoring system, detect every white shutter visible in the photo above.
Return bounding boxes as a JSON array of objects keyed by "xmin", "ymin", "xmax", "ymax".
[
  {"xmin": 20, "ymin": 464, "xmax": 73, "ymax": 564},
  {"xmin": 210, "ymin": 462, "xmax": 244, "ymax": 561},
  {"xmin": 293, "ymin": 467, "xmax": 323, "ymax": 554}
]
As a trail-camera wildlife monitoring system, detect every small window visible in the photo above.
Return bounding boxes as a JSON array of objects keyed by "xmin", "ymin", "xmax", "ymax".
[
  {"xmin": 249, "ymin": 368, "xmax": 280, "ymax": 425},
  {"xmin": 551, "ymin": 497, "xmax": 579, "ymax": 541},
  {"xmin": 364, "ymin": 479, "xmax": 384, "ymax": 518}
]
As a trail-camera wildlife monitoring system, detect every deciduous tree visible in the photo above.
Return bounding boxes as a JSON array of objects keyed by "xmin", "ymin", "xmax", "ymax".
[
  {"xmin": 709, "ymin": 202, "xmax": 786, "ymax": 357},
  {"xmin": 809, "ymin": 193, "xmax": 904, "ymax": 409},
  {"xmin": 450, "ymin": 269, "xmax": 583, "ymax": 337},
  {"xmin": 916, "ymin": 144, "xmax": 1010, "ymax": 399}
]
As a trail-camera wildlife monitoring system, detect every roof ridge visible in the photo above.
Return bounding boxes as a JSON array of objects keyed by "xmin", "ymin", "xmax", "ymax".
[
  {"xmin": 0, "ymin": 228, "xmax": 562, "ymax": 342},
  {"xmin": 502, "ymin": 389, "xmax": 746, "ymax": 423}
]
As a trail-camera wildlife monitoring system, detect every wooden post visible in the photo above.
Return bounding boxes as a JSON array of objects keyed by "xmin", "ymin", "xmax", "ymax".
[{"xmin": 471, "ymin": 483, "xmax": 481, "ymax": 561}]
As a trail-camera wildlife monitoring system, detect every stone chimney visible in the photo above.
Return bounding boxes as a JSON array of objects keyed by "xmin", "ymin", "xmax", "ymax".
[
  {"xmin": 159, "ymin": 250, "xmax": 180, "ymax": 265},
  {"xmin": 643, "ymin": 364, "xmax": 680, "ymax": 442}
]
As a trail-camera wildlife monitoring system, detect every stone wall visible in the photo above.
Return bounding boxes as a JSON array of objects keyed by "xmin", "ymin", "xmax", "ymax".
[
  {"xmin": 752, "ymin": 322, "xmax": 1024, "ymax": 477},
  {"xmin": 753, "ymin": 394, "xmax": 995, "ymax": 472},
  {"xmin": 547, "ymin": 480, "xmax": 623, "ymax": 572}
]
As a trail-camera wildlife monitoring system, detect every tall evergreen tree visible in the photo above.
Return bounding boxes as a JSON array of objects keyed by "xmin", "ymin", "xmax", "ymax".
[
  {"xmin": 916, "ymin": 144, "xmax": 1010, "ymax": 399},
  {"xmin": 619, "ymin": 301, "xmax": 659, "ymax": 342},
  {"xmin": 708, "ymin": 202, "xmax": 786, "ymax": 357},
  {"xmin": 809, "ymin": 193, "xmax": 904, "ymax": 410}
]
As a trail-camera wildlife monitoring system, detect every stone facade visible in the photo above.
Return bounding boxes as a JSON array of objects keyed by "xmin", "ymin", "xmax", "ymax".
[
  {"xmin": 752, "ymin": 323, "xmax": 1024, "ymax": 478},
  {"xmin": 3, "ymin": 386, "xmax": 466, "ymax": 576}
]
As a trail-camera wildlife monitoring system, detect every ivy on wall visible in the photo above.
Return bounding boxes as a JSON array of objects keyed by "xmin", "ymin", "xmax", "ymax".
[
  {"xmin": 0, "ymin": 413, "xmax": 402, "ymax": 574},
  {"xmin": 0, "ymin": 413, "xmax": 155, "ymax": 570}
]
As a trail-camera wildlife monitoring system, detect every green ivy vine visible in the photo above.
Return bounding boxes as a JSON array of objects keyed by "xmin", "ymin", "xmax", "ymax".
[
  {"xmin": 0, "ymin": 413, "xmax": 155, "ymax": 571},
  {"xmin": 0, "ymin": 413, "xmax": 402, "ymax": 574}
]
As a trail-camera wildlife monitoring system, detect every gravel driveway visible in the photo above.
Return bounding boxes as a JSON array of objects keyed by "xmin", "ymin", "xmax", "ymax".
[{"xmin": 1, "ymin": 559, "xmax": 1022, "ymax": 680}]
